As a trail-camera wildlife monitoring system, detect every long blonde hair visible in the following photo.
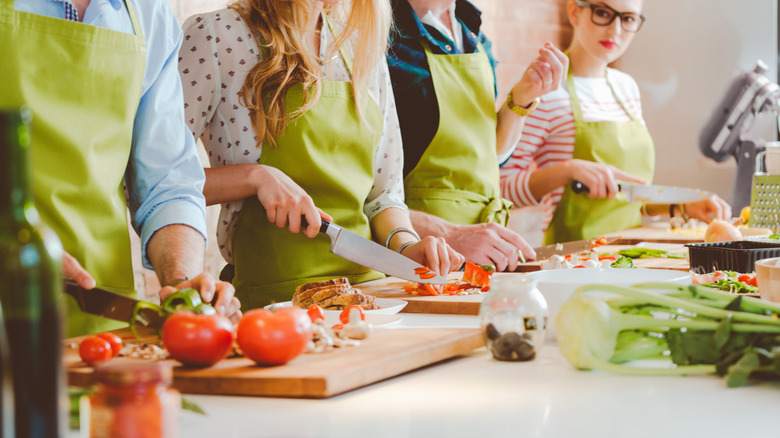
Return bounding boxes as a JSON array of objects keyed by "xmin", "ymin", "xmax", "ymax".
[{"xmin": 230, "ymin": 0, "xmax": 392, "ymax": 147}]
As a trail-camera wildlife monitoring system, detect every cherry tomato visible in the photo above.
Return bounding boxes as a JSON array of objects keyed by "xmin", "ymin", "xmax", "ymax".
[
  {"xmin": 307, "ymin": 305, "xmax": 325, "ymax": 323},
  {"xmin": 749, "ymin": 276, "xmax": 759, "ymax": 287},
  {"xmin": 162, "ymin": 312, "xmax": 235, "ymax": 367},
  {"xmin": 96, "ymin": 332, "xmax": 123, "ymax": 357},
  {"xmin": 236, "ymin": 308, "xmax": 312, "ymax": 366},
  {"xmin": 79, "ymin": 336, "xmax": 113, "ymax": 366},
  {"xmin": 339, "ymin": 305, "xmax": 365, "ymax": 324},
  {"xmin": 737, "ymin": 274, "xmax": 754, "ymax": 284}
]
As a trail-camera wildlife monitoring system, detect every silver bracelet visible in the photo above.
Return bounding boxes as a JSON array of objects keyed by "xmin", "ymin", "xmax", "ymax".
[
  {"xmin": 384, "ymin": 227, "xmax": 421, "ymax": 248},
  {"xmin": 396, "ymin": 241, "xmax": 417, "ymax": 254}
]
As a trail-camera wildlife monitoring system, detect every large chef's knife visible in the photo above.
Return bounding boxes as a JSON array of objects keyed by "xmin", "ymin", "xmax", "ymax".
[
  {"xmin": 63, "ymin": 280, "xmax": 166, "ymax": 329},
  {"xmin": 572, "ymin": 181, "xmax": 712, "ymax": 204},
  {"xmin": 304, "ymin": 218, "xmax": 449, "ymax": 284}
]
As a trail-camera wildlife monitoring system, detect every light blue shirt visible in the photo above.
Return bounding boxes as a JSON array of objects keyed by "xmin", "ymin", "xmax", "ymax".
[{"xmin": 15, "ymin": 0, "xmax": 208, "ymax": 269}]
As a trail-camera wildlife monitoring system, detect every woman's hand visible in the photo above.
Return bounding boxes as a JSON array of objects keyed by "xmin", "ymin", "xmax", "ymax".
[
  {"xmin": 510, "ymin": 42, "xmax": 568, "ymax": 107},
  {"xmin": 159, "ymin": 272, "xmax": 242, "ymax": 323},
  {"xmin": 566, "ymin": 159, "xmax": 646, "ymax": 199},
  {"xmin": 683, "ymin": 195, "xmax": 732, "ymax": 223},
  {"xmin": 399, "ymin": 236, "xmax": 465, "ymax": 279},
  {"xmin": 252, "ymin": 165, "xmax": 332, "ymax": 238}
]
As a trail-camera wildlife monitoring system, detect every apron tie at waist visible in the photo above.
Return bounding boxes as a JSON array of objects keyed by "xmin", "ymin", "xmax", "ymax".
[
  {"xmin": 405, "ymin": 187, "xmax": 512, "ymax": 225},
  {"xmin": 480, "ymin": 196, "xmax": 513, "ymax": 224}
]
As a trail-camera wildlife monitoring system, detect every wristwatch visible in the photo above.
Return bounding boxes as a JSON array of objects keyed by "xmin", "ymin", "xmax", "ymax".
[{"xmin": 506, "ymin": 93, "xmax": 540, "ymax": 117}]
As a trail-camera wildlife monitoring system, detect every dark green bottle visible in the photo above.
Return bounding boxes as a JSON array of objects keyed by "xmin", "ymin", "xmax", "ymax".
[{"xmin": 0, "ymin": 108, "xmax": 66, "ymax": 438}]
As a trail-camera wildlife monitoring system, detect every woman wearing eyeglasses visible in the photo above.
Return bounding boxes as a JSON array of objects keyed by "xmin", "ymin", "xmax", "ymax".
[{"xmin": 500, "ymin": 0, "xmax": 730, "ymax": 244}]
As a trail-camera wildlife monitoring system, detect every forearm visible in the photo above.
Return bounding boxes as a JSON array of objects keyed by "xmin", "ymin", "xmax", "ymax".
[
  {"xmin": 407, "ymin": 209, "xmax": 461, "ymax": 242},
  {"xmin": 495, "ymin": 100, "xmax": 529, "ymax": 156},
  {"xmin": 146, "ymin": 224, "xmax": 206, "ymax": 287},
  {"xmin": 203, "ymin": 165, "xmax": 262, "ymax": 206},
  {"xmin": 370, "ymin": 207, "xmax": 419, "ymax": 252},
  {"xmin": 527, "ymin": 161, "xmax": 573, "ymax": 201}
]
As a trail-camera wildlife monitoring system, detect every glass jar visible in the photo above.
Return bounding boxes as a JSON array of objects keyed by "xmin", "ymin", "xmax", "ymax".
[
  {"xmin": 89, "ymin": 362, "xmax": 180, "ymax": 438},
  {"xmin": 479, "ymin": 276, "xmax": 548, "ymax": 361}
]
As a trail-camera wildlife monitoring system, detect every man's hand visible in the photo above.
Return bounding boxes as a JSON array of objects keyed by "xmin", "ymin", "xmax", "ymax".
[
  {"xmin": 444, "ymin": 223, "xmax": 536, "ymax": 272},
  {"xmin": 159, "ymin": 272, "xmax": 242, "ymax": 323},
  {"xmin": 510, "ymin": 42, "xmax": 568, "ymax": 108},
  {"xmin": 63, "ymin": 251, "xmax": 96, "ymax": 289}
]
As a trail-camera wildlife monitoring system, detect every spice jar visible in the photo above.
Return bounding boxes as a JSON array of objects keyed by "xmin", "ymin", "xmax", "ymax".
[
  {"xmin": 479, "ymin": 276, "xmax": 548, "ymax": 361},
  {"xmin": 89, "ymin": 361, "xmax": 180, "ymax": 438}
]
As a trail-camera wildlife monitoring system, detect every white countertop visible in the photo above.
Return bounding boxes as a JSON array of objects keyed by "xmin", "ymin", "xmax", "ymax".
[{"xmin": 167, "ymin": 313, "xmax": 780, "ymax": 438}]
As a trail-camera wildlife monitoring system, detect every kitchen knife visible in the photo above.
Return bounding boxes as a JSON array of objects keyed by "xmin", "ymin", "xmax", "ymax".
[
  {"xmin": 303, "ymin": 218, "xmax": 449, "ymax": 284},
  {"xmin": 571, "ymin": 181, "xmax": 713, "ymax": 204},
  {"xmin": 63, "ymin": 280, "xmax": 166, "ymax": 329},
  {"xmin": 530, "ymin": 236, "xmax": 620, "ymax": 260}
]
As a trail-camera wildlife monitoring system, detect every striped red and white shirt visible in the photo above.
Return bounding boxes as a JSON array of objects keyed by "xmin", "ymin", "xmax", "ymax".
[{"xmin": 500, "ymin": 68, "xmax": 645, "ymax": 231}]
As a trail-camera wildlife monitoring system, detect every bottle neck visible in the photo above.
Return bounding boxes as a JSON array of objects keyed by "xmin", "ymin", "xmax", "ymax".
[{"xmin": 0, "ymin": 109, "xmax": 33, "ymax": 224}]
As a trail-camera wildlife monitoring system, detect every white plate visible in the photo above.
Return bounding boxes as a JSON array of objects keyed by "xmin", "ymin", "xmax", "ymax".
[{"xmin": 265, "ymin": 301, "xmax": 404, "ymax": 328}]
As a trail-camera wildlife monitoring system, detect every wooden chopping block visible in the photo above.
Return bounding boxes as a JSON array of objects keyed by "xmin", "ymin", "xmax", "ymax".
[{"xmin": 65, "ymin": 326, "xmax": 484, "ymax": 398}]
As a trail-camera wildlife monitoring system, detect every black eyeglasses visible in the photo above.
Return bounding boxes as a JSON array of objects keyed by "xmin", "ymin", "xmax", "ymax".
[{"xmin": 575, "ymin": 0, "xmax": 646, "ymax": 33}]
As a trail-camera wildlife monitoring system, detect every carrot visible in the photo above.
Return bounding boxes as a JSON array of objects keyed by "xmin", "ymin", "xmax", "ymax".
[{"xmin": 414, "ymin": 266, "xmax": 431, "ymax": 274}]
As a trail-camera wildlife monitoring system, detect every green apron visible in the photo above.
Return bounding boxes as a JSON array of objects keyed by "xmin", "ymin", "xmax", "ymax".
[
  {"xmin": 0, "ymin": 0, "xmax": 145, "ymax": 336},
  {"xmin": 231, "ymin": 38, "xmax": 385, "ymax": 309},
  {"xmin": 403, "ymin": 42, "xmax": 512, "ymax": 226},
  {"xmin": 544, "ymin": 69, "xmax": 655, "ymax": 244}
]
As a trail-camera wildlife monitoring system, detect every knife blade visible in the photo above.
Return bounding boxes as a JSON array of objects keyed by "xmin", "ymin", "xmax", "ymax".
[
  {"xmin": 305, "ymin": 218, "xmax": 449, "ymax": 284},
  {"xmin": 531, "ymin": 236, "xmax": 620, "ymax": 260},
  {"xmin": 63, "ymin": 280, "xmax": 166, "ymax": 329},
  {"xmin": 571, "ymin": 181, "xmax": 713, "ymax": 204},
  {"xmin": 532, "ymin": 239, "xmax": 594, "ymax": 260}
]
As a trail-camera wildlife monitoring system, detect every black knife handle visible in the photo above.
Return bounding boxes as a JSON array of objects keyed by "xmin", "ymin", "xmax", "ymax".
[
  {"xmin": 300, "ymin": 216, "xmax": 329, "ymax": 233},
  {"xmin": 571, "ymin": 181, "xmax": 589, "ymax": 194},
  {"xmin": 571, "ymin": 181, "xmax": 623, "ymax": 195}
]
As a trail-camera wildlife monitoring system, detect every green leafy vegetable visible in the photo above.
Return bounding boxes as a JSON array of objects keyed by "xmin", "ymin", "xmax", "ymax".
[
  {"xmin": 617, "ymin": 248, "xmax": 685, "ymax": 259},
  {"xmin": 769, "ymin": 232, "xmax": 779, "ymax": 240},
  {"xmin": 556, "ymin": 282, "xmax": 780, "ymax": 386},
  {"xmin": 610, "ymin": 256, "xmax": 634, "ymax": 268},
  {"xmin": 700, "ymin": 279, "xmax": 759, "ymax": 295}
]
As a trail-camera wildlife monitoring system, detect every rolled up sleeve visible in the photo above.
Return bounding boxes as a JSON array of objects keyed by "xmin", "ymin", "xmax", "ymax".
[{"xmin": 125, "ymin": 6, "xmax": 207, "ymax": 269}]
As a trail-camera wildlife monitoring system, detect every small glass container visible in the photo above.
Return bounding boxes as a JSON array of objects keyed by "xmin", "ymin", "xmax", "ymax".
[
  {"xmin": 88, "ymin": 361, "xmax": 180, "ymax": 438},
  {"xmin": 479, "ymin": 276, "xmax": 548, "ymax": 361}
]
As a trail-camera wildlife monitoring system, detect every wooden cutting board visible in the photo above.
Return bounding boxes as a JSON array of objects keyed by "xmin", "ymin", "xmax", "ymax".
[
  {"xmin": 515, "ymin": 244, "xmax": 691, "ymax": 272},
  {"xmin": 603, "ymin": 224, "xmax": 705, "ymax": 245},
  {"xmin": 357, "ymin": 275, "xmax": 491, "ymax": 316},
  {"xmin": 65, "ymin": 326, "xmax": 483, "ymax": 398}
]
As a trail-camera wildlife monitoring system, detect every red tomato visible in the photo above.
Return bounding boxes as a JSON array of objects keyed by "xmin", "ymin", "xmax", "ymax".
[
  {"xmin": 737, "ymin": 274, "xmax": 754, "ymax": 284},
  {"xmin": 79, "ymin": 336, "xmax": 113, "ymax": 366},
  {"xmin": 749, "ymin": 276, "xmax": 759, "ymax": 287},
  {"xmin": 236, "ymin": 308, "xmax": 312, "ymax": 366},
  {"xmin": 339, "ymin": 305, "xmax": 365, "ymax": 324},
  {"xmin": 307, "ymin": 305, "xmax": 325, "ymax": 323},
  {"xmin": 162, "ymin": 312, "xmax": 235, "ymax": 367},
  {"xmin": 96, "ymin": 332, "xmax": 123, "ymax": 357}
]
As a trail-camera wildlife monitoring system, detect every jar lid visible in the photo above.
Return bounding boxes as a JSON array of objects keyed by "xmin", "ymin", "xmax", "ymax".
[{"xmin": 96, "ymin": 361, "xmax": 172, "ymax": 386}]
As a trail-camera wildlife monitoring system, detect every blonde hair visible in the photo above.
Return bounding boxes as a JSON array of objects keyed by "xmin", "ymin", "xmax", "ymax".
[{"xmin": 230, "ymin": 0, "xmax": 392, "ymax": 147}]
